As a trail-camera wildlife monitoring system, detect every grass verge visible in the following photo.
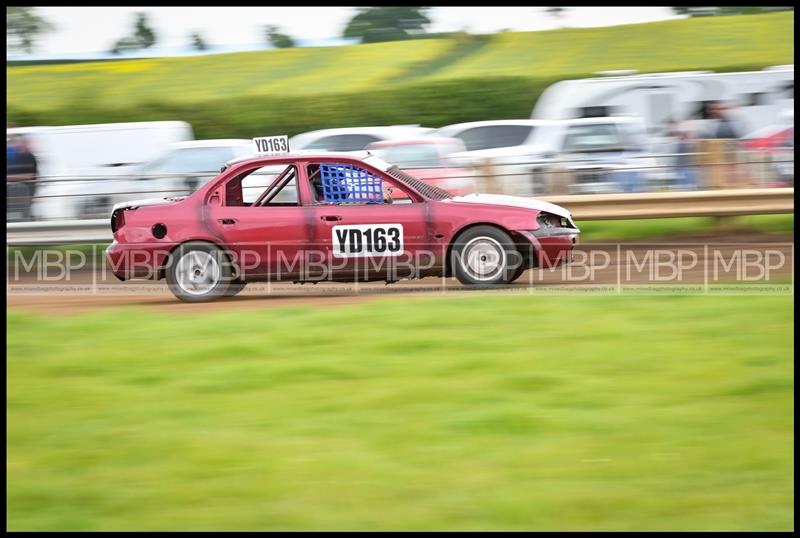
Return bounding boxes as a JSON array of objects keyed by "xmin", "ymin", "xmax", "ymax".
[
  {"xmin": 7, "ymin": 294, "xmax": 794, "ymax": 530},
  {"xmin": 578, "ymin": 214, "xmax": 794, "ymax": 241}
]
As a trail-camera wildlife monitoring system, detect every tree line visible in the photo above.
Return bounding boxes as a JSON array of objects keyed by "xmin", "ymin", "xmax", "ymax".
[
  {"xmin": 8, "ymin": 7, "xmax": 559, "ymax": 55},
  {"xmin": 7, "ymin": 6, "xmax": 793, "ymax": 56}
]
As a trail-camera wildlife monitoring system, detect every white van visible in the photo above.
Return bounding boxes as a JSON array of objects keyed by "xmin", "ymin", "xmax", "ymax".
[
  {"xmin": 9, "ymin": 121, "xmax": 194, "ymax": 178},
  {"xmin": 8, "ymin": 121, "xmax": 194, "ymax": 220}
]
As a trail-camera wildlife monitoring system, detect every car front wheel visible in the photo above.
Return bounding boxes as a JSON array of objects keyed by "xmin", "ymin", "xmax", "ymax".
[
  {"xmin": 166, "ymin": 242, "xmax": 234, "ymax": 302},
  {"xmin": 450, "ymin": 226, "xmax": 521, "ymax": 286},
  {"xmin": 224, "ymin": 279, "xmax": 247, "ymax": 297}
]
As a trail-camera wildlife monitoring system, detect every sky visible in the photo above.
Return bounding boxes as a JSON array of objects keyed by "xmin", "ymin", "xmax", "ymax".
[{"xmin": 29, "ymin": 6, "xmax": 683, "ymax": 56}]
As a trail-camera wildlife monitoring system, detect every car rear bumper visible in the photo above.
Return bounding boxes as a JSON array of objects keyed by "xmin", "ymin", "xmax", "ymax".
[{"xmin": 105, "ymin": 240, "xmax": 172, "ymax": 281}]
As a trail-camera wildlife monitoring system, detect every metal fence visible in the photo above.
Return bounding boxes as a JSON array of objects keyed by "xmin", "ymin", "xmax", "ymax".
[
  {"xmin": 6, "ymin": 148, "xmax": 794, "ymax": 223},
  {"xmin": 7, "ymin": 188, "xmax": 794, "ymax": 246}
]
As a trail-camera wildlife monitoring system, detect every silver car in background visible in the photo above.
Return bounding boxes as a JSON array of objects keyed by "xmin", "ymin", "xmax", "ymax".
[
  {"xmin": 72, "ymin": 140, "xmax": 254, "ymax": 219},
  {"xmin": 435, "ymin": 117, "xmax": 661, "ymax": 196}
]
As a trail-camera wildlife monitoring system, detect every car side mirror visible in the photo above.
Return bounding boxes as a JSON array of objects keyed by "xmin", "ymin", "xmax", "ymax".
[{"xmin": 209, "ymin": 191, "xmax": 221, "ymax": 206}]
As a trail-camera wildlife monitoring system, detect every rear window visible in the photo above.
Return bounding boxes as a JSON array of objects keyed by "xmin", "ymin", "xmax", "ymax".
[
  {"xmin": 371, "ymin": 144, "xmax": 442, "ymax": 168},
  {"xmin": 305, "ymin": 134, "xmax": 381, "ymax": 152},
  {"xmin": 456, "ymin": 125, "xmax": 534, "ymax": 151}
]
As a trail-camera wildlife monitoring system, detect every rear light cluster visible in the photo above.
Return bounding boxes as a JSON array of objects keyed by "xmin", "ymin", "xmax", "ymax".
[{"xmin": 111, "ymin": 209, "xmax": 125, "ymax": 233}]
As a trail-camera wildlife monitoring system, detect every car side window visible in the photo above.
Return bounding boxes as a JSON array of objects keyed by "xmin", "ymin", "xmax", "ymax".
[
  {"xmin": 224, "ymin": 165, "xmax": 299, "ymax": 207},
  {"xmin": 307, "ymin": 163, "xmax": 415, "ymax": 205}
]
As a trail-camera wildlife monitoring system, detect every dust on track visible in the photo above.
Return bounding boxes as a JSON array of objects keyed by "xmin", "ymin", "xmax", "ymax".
[{"xmin": 7, "ymin": 232, "xmax": 794, "ymax": 315}]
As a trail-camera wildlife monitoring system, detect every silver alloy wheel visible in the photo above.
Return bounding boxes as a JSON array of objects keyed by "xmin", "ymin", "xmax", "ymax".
[
  {"xmin": 460, "ymin": 236, "xmax": 507, "ymax": 282},
  {"xmin": 175, "ymin": 250, "xmax": 221, "ymax": 296}
]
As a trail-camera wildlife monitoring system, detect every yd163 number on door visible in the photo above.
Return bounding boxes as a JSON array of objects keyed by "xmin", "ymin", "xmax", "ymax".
[{"xmin": 332, "ymin": 224, "xmax": 404, "ymax": 258}]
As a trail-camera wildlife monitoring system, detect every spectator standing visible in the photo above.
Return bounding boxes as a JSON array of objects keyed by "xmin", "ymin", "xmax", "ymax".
[
  {"xmin": 7, "ymin": 129, "xmax": 18, "ymax": 164},
  {"xmin": 670, "ymin": 121, "xmax": 698, "ymax": 191},
  {"xmin": 709, "ymin": 102, "xmax": 742, "ymax": 140},
  {"xmin": 700, "ymin": 102, "xmax": 744, "ymax": 188},
  {"xmin": 7, "ymin": 134, "xmax": 39, "ymax": 220}
]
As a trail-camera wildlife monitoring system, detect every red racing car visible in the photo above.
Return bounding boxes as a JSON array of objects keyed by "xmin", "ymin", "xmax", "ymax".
[{"xmin": 106, "ymin": 149, "xmax": 580, "ymax": 302}]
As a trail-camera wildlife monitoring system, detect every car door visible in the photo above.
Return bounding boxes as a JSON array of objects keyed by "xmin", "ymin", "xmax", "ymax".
[
  {"xmin": 204, "ymin": 163, "xmax": 311, "ymax": 280},
  {"xmin": 305, "ymin": 160, "xmax": 432, "ymax": 282}
]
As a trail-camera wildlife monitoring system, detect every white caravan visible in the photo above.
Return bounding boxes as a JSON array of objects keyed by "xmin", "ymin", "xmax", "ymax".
[{"xmin": 532, "ymin": 66, "xmax": 794, "ymax": 136}]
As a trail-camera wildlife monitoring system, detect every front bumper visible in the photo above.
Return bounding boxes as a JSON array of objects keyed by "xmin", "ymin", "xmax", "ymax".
[{"xmin": 518, "ymin": 227, "xmax": 580, "ymax": 269}]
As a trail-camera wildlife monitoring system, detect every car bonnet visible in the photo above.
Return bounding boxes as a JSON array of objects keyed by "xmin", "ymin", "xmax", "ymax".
[{"xmin": 444, "ymin": 193, "xmax": 572, "ymax": 219}]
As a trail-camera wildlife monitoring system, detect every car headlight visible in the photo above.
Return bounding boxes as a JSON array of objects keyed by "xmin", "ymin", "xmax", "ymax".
[
  {"xmin": 537, "ymin": 212, "xmax": 576, "ymax": 230},
  {"xmin": 537, "ymin": 212, "xmax": 559, "ymax": 229}
]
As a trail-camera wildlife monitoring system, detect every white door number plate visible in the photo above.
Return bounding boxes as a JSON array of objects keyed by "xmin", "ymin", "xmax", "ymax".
[{"xmin": 332, "ymin": 224, "xmax": 404, "ymax": 258}]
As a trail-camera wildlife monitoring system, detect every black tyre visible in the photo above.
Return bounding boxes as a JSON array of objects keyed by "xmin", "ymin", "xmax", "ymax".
[
  {"xmin": 166, "ymin": 242, "xmax": 234, "ymax": 303},
  {"xmin": 509, "ymin": 264, "xmax": 528, "ymax": 283},
  {"xmin": 450, "ymin": 225, "xmax": 522, "ymax": 286},
  {"xmin": 223, "ymin": 279, "xmax": 247, "ymax": 297}
]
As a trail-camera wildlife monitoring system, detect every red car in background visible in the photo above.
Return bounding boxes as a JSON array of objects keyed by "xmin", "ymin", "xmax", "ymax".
[
  {"xmin": 741, "ymin": 125, "xmax": 794, "ymax": 186},
  {"xmin": 106, "ymin": 151, "xmax": 579, "ymax": 302},
  {"xmin": 366, "ymin": 138, "xmax": 478, "ymax": 196}
]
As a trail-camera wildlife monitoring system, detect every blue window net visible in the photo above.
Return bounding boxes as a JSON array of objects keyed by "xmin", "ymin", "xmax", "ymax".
[{"xmin": 319, "ymin": 163, "xmax": 384, "ymax": 204}]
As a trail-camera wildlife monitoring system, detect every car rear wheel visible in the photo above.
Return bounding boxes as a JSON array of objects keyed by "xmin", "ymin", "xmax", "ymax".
[
  {"xmin": 166, "ymin": 242, "xmax": 234, "ymax": 303},
  {"xmin": 450, "ymin": 226, "xmax": 521, "ymax": 286},
  {"xmin": 509, "ymin": 264, "xmax": 528, "ymax": 283}
]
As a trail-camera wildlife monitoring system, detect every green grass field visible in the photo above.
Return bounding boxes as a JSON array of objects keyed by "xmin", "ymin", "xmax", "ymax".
[
  {"xmin": 433, "ymin": 13, "xmax": 794, "ymax": 80},
  {"xmin": 7, "ymin": 11, "xmax": 794, "ymax": 110},
  {"xmin": 7, "ymin": 294, "xmax": 794, "ymax": 530},
  {"xmin": 577, "ymin": 214, "xmax": 795, "ymax": 241}
]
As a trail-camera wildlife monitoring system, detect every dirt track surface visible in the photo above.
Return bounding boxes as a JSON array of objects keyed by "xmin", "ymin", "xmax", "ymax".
[{"xmin": 7, "ymin": 232, "xmax": 794, "ymax": 315}]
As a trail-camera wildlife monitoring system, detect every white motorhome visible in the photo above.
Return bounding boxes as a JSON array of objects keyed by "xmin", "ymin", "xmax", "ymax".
[
  {"xmin": 532, "ymin": 66, "xmax": 794, "ymax": 136},
  {"xmin": 7, "ymin": 121, "xmax": 194, "ymax": 220}
]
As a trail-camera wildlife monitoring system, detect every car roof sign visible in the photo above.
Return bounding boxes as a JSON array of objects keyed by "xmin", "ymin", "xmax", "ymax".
[{"xmin": 253, "ymin": 135, "xmax": 290, "ymax": 155}]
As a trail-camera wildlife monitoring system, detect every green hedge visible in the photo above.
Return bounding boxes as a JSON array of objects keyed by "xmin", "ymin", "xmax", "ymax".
[
  {"xmin": 4, "ymin": 64, "xmax": 781, "ymax": 139},
  {"xmin": 7, "ymin": 76, "xmax": 554, "ymax": 138}
]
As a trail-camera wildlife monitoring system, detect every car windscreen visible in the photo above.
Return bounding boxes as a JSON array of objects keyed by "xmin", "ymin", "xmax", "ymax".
[{"xmin": 370, "ymin": 144, "xmax": 443, "ymax": 168}]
